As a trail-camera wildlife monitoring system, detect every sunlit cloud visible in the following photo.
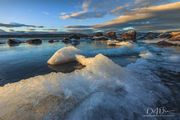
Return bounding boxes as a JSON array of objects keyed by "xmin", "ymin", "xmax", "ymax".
[
  {"xmin": 60, "ymin": 0, "xmax": 107, "ymax": 19},
  {"xmin": 111, "ymin": 6, "xmax": 123, "ymax": 14},
  {"xmin": 60, "ymin": 0, "xmax": 173, "ymax": 20},
  {"xmin": 94, "ymin": 2, "xmax": 180, "ymax": 32}
]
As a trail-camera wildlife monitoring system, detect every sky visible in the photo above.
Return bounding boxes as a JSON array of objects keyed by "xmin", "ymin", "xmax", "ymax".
[{"xmin": 0, "ymin": 0, "xmax": 180, "ymax": 33}]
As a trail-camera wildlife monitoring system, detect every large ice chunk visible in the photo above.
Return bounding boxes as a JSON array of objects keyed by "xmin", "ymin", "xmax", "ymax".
[{"xmin": 47, "ymin": 46, "xmax": 80, "ymax": 65}]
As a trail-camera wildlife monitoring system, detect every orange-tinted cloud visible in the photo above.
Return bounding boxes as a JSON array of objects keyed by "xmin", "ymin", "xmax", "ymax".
[{"xmin": 94, "ymin": 2, "xmax": 180, "ymax": 31}]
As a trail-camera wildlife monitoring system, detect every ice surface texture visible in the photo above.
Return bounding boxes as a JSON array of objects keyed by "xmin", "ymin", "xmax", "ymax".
[{"xmin": 0, "ymin": 50, "xmax": 172, "ymax": 120}]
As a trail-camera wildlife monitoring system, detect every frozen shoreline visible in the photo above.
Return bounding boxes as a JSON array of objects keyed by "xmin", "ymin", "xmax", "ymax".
[{"xmin": 0, "ymin": 43, "xmax": 179, "ymax": 120}]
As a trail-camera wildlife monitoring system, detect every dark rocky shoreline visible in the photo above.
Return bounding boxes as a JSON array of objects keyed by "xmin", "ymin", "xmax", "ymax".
[{"xmin": 1, "ymin": 30, "xmax": 179, "ymax": 47}]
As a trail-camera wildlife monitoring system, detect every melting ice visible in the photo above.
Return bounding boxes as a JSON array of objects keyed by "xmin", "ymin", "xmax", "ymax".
[{"xmin": 0, "ymin": 44, "xmax": 179, "ymax": 120}]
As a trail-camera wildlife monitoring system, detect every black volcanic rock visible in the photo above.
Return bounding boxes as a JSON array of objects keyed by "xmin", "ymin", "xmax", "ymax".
[
  {"xmin": 105, "ymin": 31, "xmax": 117, "ymax": 39},
  {"xmin": 26, "ymin": 39, "xmax": 42, "ymax": 45},
  {"xmin": 7, "ymin": 39, "xmax": 22, "ymax": 46},
  {"xmin": 93, "ymin": 32, "xmax": 103, "ymax": 37},
  {"xmin": 139, "ymin": 32, "xmax": 160, "ymax": 40},
  {"xmin": 62, "ymin": 37, "xmax": 71, "ymax": 44},
  {"xmin": 158, "ymin": 32, "xmax": 172, "ymax": 38},
  {"xmin": 156, "ymin": 41, "xmax": 179, "ymax": 47},
  {"xmin": 120, "ymin": 30, "xmax": 136, "ymax": 42},
  {"xmin": 69, "ymin": 34, "xmax": 80, "ymax": 39},
  {"xmin": 48, "ymin": 39, "xmax": 59, "ymax": 43}
]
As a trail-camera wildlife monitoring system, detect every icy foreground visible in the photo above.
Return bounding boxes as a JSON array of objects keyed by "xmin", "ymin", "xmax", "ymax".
[{"xmin": 1, "ymin": 45, "xmax": 179, "ymax": 120}]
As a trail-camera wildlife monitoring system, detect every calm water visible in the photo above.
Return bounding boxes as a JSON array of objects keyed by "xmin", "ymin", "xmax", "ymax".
[{"xmin": 0, "ymin": 38, "xmax": 138, "ymax": 86}]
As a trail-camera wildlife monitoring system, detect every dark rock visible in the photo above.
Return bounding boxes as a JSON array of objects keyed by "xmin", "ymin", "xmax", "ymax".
[
  {"xmin": 105, "ymin": 31, "xmax": 117, "ymax": 39},
  {"xmin": 136, "ymin": 32, "xmax": 147, "ymax": 40},
  {"xmin": 139, "ymin": 32, "xmax": 160, "ymax": 40},
  {"xmin": 158, "ymin": 32, "xmax": 172, "ymax": 38},
  {"xmin": 120, "ymin": 30, "xmax": 136, "ymax": 42},
  {"xmin": 26, "ymin": 39, "xmax": 42, "ymax": 45},
  {"xmin": 7, "ymin": 39, "xmax": 22, "ymax": 46},
  {"xmin": 146, "ymin": 32, "xmax": 158, "ymax": 39},
  {"xmin": 48, "ymin": 40, "xmax": 59, "ymax": 43},
  {"xmin": 62, "ymin": 37, "xmax": 71, "ymax": 44},
  {"xmin": 92, "ymin": 36, "xmax": 108, "ymax": 41},
  {"xmin": 156, "ymin": 41, "xmax": 178, "ymax": 47},
  {"xmin": 69, "ymin": 34, "xmax": 80, "ymax": 39},
  {"xmin": 93, "ymin": 32, "xmax": 103, "ymax": 37}
]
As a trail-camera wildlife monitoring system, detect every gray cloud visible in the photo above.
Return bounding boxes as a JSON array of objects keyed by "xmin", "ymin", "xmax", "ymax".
[
  {"xmin": 67, "ymin": 28, "xmax": 95, "ymax": 34},
  {"xmin": 65, "ymin": 25, "xmax": 92, "ymax": 29},
  {"xmin": 94, "ymin": 2, "xmax": 180, "ymax": 32},
  {"xmin": 0, "ymin": 22, "xmax": 43, "ymax": 28},
  {"xmin": 65, "ymin": 25, "xmax": 95, "ymax": 33},
  {"xmin": 0, "ymin": 29, "xmax": 6, "ymax": 32},
  {"xmin": 43, "ymin": 29, "xmax": 59, "ymax": 32}
]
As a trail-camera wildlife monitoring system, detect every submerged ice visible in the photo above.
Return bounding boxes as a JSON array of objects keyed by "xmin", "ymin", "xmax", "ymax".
[{"xmin": 0, "ymin": 47, "xmax": 174, "ymax": 120}]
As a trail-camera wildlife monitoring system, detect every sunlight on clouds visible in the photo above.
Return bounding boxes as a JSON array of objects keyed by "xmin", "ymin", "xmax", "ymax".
[
  {"xmin": 111, "ymin": 6, "xmax": 123, "ymax": 14},
  {"xmin": 60, "ymin": 0, "xmax": 91, "ymax": 19},
  {"xmin": 94, "ymin": 2, "xmax": 180, "ymax": 31}
]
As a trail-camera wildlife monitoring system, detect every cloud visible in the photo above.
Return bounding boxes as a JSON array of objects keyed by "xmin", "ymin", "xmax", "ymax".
[
  {"xmin": 65, "ymin": 24, "xmax": 96, "ymax": 33},
  {"xmin": 65, "ymin": 25, "xmax": 92, "ymax": 29},
  {"xmin": 67, "ymin": 28, "xmax": 95, "ymax": 34},
  {"xmin": 111, "ymin": 6, "xmax": 123, "ymax": 14},
  {"xmin": 0, "ymin": 29, "xmax": 6, "ymax": 32},
  {"xmin": 94, "ymin": 2, "xmax": 180, "ymax": 32},
  {"xmin": 26, "ymin": 28, "xmax": 37, "ymax": 31},
  {"xmin": 61, "ymin": 11, "xmax": 106, "ymax": 19},
  {"xmin": 43, "ymin": 29, "xmax": 58, "ymax": 32},
  {"xmin": 60, "ymin": 0, "xmax": 173, "ymax": 20},
  {"xmin": 0, "ymin": 22, "xmax": 44, "ymax": 28},
  {"xmin": 60, "ymin": 0, "xmax": 107, "ymax": 19},
  {"xmin": 134, "ymin": 0, "xmax": 170, "ymax": 7}
]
